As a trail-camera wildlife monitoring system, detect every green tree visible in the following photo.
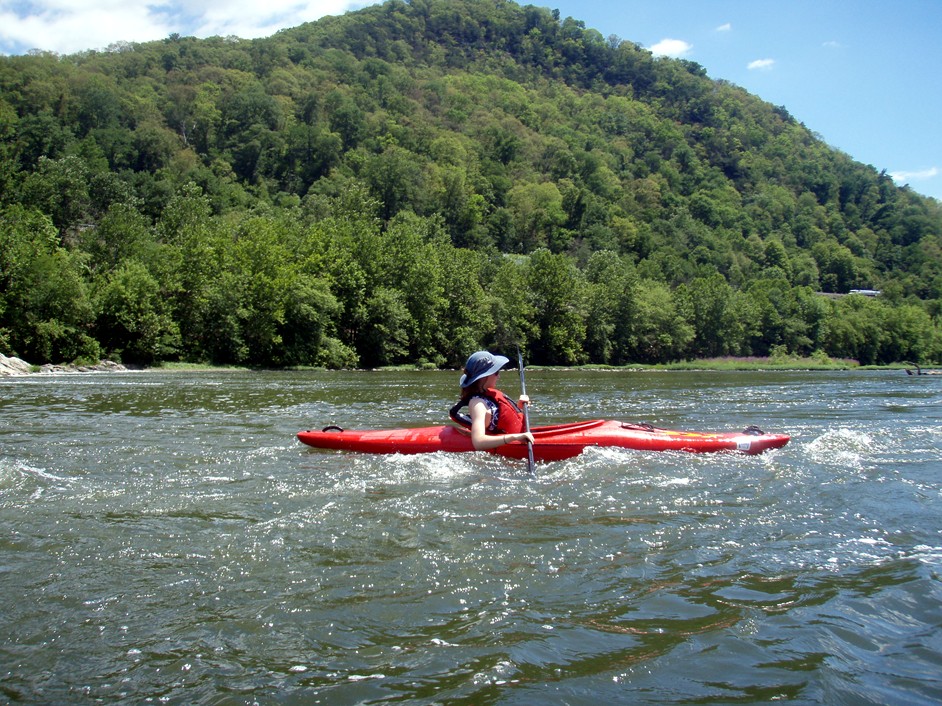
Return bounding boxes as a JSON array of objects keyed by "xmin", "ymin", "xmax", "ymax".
[
  {"xmin": 26, "ymin": 250, "xmax": 99, "ymax": 362},
  {"xmin": 679, "ymin": 272, "xmax": 743, "ymax": 357},
  {"xmin": 363, "ymin": 143, "xmax": 424, "ymax": 220},
  {"xmin": 526, "ymin": 249, "xmax": 587, "ymax": 364},
  {"xmin": 878, "ymin": 301, "xmax": 940, "ymax": 364},
  {"xmin": 95, "ymin": 260, "xmax": 180, "ymax": 364},
  {"xmin": 232, "ymin": 221, "xmax": 285, "ymax": 364},
  {"xmin": 743, "ymin": 278, "xmax": 796, "ymax": 356},
  {"xmin": 582, "ymin": 250, "xmax": 638, "ymax": 364},
  {"xmin": 0, "ymin": 205, "xmax": 97, "ymax": 362},
  {"xmin": 0, "ymin": 99, "xmax": 19, "ymax": 204},
  {"xmin": 279, "ymin": 275, "xmax": 342, "ymax": 366},
  {"xmin": 508, "ymin": 182, "xmax": 567, "ymax": 253},
  {"xmin": 377, "ymin": 212, "xmax": 448, "ymax": 364},
  {"xmin": 626, "ymin": 279, "xmax": 693, "ymax": 363},
  {"xmin": 360, "ymin": 287, "xmax": 413, "ymax": 367},
  {"xmin": 812, "ymin": 240, "xmax": 859, "ymax": 293},
  {"xmin": 80, "ymin": 202, "xmax": 156, "ymax": 273},
  {"xmin": 18, "ymin": 155, "xmax": 91, "ymax": 234},
  {"xmin": 156, "ymin": 182, "xmax": 220, "ymax": 361},
  {"xmin": 437, "ymin": 246, "xmax": 494, "ymax": 365},
  {"xmin": 487, "ymin": 256, "xmax": 538, "ymax": 354},
  {"xmin": 821, "ymin": 295, "xmax": 884, "ymax": 364}
]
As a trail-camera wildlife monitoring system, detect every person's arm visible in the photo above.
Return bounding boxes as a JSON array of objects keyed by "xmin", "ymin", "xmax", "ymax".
[{"xmin": 468, "ymin": 397, "xmax": 534, "ymax": 450}]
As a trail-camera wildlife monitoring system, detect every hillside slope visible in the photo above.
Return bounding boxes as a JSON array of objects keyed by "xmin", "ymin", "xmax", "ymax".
[{"xmin": 1, "ymin": 0, "xmax": 940, "ymax": 366}]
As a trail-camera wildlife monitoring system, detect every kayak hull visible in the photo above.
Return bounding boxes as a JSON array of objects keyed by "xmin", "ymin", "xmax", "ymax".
[{"xmin": 297, "ymin": 420, "xmax": 789, "ymax": 462}]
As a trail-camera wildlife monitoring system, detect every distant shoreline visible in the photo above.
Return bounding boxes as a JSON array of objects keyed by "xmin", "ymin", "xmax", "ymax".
[{"xmin": 3, "ymin": 354, "xmax": 929, "ymax": 378}]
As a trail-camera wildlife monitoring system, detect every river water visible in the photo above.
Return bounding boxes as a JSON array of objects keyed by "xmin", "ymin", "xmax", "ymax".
[{"xmin": 1, "ymin": 369, "xmax": 941, "ymax": 705}]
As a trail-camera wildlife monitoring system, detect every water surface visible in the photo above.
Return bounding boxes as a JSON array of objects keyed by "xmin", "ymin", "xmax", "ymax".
[{"xmin": 1, "ymin": 369, "xmax": 941, "ymax": 704}]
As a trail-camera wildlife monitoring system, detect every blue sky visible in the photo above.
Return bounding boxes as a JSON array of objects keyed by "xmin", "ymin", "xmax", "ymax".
[{"xmin": 1, "ymin": 0, "xmax": 939, "ymax": 202}]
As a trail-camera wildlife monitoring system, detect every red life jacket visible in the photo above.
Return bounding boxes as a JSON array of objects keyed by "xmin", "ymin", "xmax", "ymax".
[{"xmin": 449, "ymin": 388, "xmax": 525, "ymax": 434}]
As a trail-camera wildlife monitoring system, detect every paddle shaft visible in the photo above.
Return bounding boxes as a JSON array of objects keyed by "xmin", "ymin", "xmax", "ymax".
[{"xmin": 517, "ymin": 348, "xmax": 536, "ymax": 474}]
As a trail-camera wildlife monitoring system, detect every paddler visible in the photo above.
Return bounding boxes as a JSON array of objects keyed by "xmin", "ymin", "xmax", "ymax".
[{"xmin": 449, "ymin": 351, "xmax": 535, "ymax": 451}]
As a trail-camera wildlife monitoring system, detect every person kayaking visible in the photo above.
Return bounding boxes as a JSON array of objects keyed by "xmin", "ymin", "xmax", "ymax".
[{"xmin": 449, "ymin": 351, "xmax": 535, "ymax": 451}]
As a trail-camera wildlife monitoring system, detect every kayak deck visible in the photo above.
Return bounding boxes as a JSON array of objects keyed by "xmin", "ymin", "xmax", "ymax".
[{"xmin": 297, "ymin": 420, "xmax": 789, "ymax": 463}]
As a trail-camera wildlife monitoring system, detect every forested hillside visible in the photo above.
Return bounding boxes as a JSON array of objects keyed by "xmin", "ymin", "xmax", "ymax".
[{"xmin": 2, "ymin": 0, "xmax": 941, "ymax": 368}]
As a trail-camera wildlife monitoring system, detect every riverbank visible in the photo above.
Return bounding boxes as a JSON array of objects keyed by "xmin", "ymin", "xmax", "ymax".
[{"xmin": 3, "ymin": 353, "xmax": 922, "ymax": 377}]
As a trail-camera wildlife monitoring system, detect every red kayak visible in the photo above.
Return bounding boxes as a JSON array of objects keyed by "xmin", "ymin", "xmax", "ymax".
[{"xmin": 297, "ymin": 420, "xmax": 789, "ymax": 463}]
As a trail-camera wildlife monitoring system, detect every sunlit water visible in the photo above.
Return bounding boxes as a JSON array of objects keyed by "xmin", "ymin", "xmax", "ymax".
[{"xmin": 1, "ymin": 369, "xmax": 941, "ymax": 705}]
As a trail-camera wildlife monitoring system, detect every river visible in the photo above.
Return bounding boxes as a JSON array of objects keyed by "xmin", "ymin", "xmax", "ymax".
[{"xmin": 1, "ymin": 369, "xmax": 940, "ymax": 704}]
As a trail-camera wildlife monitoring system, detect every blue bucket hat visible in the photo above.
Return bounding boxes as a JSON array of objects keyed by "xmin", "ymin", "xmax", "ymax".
[{"xmin": 459, "ymin": 351, "xmax": 510, "ymax": 388}]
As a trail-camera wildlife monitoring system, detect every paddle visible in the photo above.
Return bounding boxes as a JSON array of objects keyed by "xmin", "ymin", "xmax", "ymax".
[{"xmin": 517, "ymin": 347, "xmax": 536, "ymax": 475}]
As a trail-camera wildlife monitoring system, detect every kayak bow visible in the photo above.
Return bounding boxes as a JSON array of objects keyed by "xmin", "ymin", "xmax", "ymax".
[{"xmin": 297, "ymin": 419, "xmax": 789, "ymax": 463}]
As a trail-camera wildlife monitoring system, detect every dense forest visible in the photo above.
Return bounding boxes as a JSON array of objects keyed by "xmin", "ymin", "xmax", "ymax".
[{"xmin": 2, "ymin": 0, "xmax": 941, "ymax": 368}]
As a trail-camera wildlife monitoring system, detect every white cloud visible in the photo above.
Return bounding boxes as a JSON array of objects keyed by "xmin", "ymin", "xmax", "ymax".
[
  {"xmin": 747, "ymin": 58, "xmax": 775, "ymax": 71},
  {"xmin": 822, "ymin": 40, "xmax": 843, "ymax": 48},
  {"xmin": 889, "ymin": 167, "xmax": 939, "ymax": 184},
  {"xmin": 0, "ymin": 1, "xmax": 173, "ymax": 54},
  {"xmin": 716, "ymin": 23, "xmax": 732, "ymax": 32},
  {"xmin": 189, "ymin": 0, "xmax": 360, "ymax": 41},
  {"xmin": 0, "ymin": 0, "xmax": 367, "ymax": 55},
  {"xmin": 649, "ymin": 38, "xmax": 692, "ymax": 58}
]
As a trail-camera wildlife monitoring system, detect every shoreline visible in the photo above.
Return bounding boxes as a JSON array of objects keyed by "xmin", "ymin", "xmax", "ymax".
[{"xmin": 3, "ymin": 353, "xmax": 928, "ymax": 377}]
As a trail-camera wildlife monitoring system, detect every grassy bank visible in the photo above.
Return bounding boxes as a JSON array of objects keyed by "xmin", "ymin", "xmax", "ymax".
[
  {"xmin": 538, "ymin": 353, "xmax": 866, "ymax": 372},
  {"xmin": 652, "ymin": 355, "xmax": 861, "ymax": 371}
]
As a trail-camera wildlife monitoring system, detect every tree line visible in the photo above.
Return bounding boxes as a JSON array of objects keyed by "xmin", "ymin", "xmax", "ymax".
[
  {"xmin": 1, "ymin": 0, "xmax": 940, "ymax": 367},
  {"xmin": 3, "ymin": 183, "xmax": 939, "ymax": 367}
]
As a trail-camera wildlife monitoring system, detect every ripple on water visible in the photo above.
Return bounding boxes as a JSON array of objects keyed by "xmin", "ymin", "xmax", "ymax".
[
  {"xmin": 2, "ymin": 370, "xmax": 942, "ymax": 704},
  {"xmin": 805, "ymin": 427, "xmax": 876, "ymax": 469}
]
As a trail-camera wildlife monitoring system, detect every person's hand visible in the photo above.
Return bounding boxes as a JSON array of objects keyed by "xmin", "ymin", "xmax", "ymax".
[{"xmin": 518, "ymin": 394, "xmax": 530, "ymax": 407}]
